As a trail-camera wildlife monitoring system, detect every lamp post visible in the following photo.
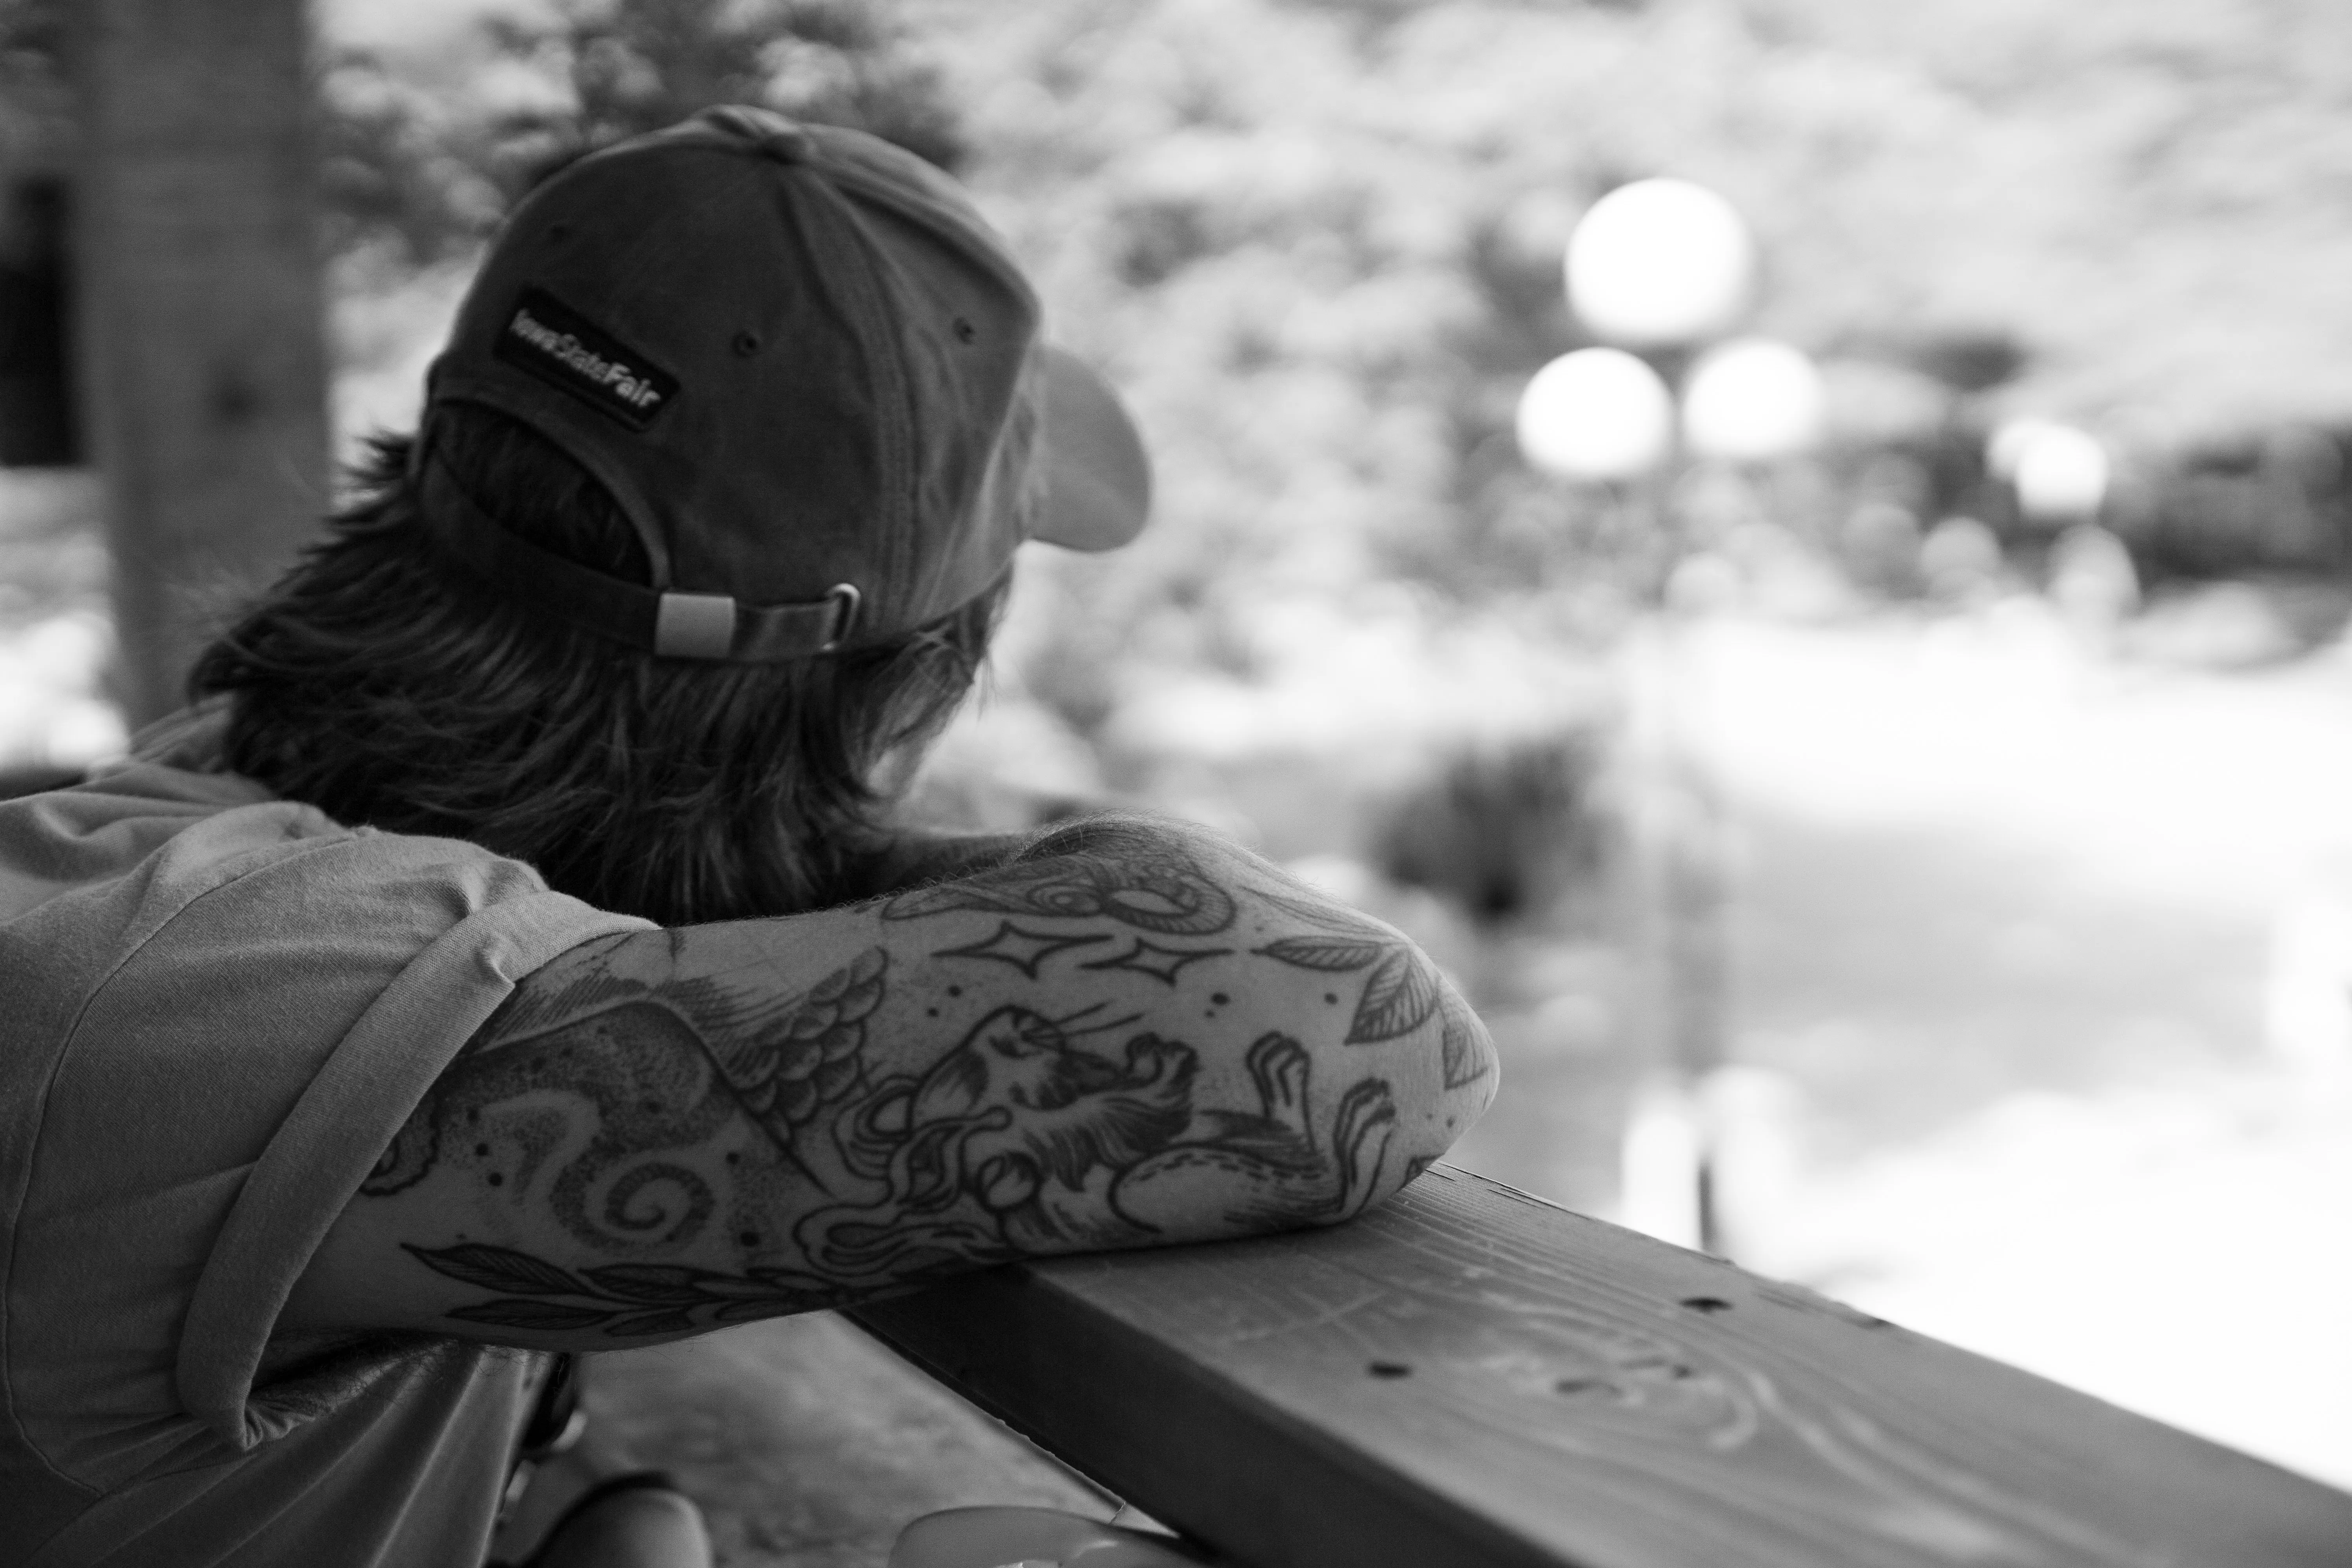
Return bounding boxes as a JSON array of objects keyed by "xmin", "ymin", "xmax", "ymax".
[{"xmin": 1517, "ymin": 179, "xmax": 1819, "ymax": 1253}]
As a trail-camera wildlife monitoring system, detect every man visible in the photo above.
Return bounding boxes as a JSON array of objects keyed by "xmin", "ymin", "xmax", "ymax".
[{"xmin": 0, "ymin": 107, "xmax": 1497, "ymax": 1567}]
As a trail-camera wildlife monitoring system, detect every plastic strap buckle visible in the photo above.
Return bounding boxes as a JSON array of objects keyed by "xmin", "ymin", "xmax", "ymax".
[
  {"xmin": 654, "ymin": 582, "xmax": 861, "ymax": 660},
  {"xmin": 653, "ymin": 592, "xmax": 737, "ymax": 660}
]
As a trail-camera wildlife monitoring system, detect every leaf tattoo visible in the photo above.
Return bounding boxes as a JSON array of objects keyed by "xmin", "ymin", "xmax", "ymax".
[
  {"xmin": 406, "ymin": 1242, "xmax": 841, "ymax": 1337},
  {"xmin": 412, "ymin": 1242, "xmax": 588, "ymax": 1296},
  {"xmin": 457, "ymin": 1299, "xmax": 615, "ymax": 1333},
  {"xmin": 1252, "ymin": 935, "xmax": 1388, "ymax": 973},
  {"xmin": 1250, "ymin": 887, "xmax": 1446, "ymax": 1047},
  {"xmin": 1353, "ymin": 947, "xmax": 1443, "ymax": 1043},
  {"xmin": 1436, "ymin": 989, "xmax": 1492, "ymax": 1092}
]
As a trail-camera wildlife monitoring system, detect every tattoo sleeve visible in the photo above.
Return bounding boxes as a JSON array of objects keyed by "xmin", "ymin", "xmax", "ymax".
[{"xmin": 295, "ymin": 816, "xmax": 1498, "ymax": 1346}]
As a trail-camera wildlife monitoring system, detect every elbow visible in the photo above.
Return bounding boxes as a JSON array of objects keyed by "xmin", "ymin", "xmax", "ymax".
[
  {"xmin": 1396, "ymin": 984, "xmax": 1500, "ymax": 1172},
  {"xmin": 1308, "ymin": 978, "xmax": 1499, "ymax": 1229}
]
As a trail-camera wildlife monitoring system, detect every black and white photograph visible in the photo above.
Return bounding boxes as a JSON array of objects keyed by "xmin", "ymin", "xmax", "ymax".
[{"xmin": 2, "ymin": 2, "xmax": 2348, "ymax": 1564}]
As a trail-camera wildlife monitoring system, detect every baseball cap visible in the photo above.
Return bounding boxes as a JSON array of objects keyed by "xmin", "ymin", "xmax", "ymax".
[{"xmin": 412, "ymin": 105, "xmax": 1151, "ymax": 661}]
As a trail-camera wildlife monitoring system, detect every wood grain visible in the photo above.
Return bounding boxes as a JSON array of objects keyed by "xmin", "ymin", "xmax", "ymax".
[
  {"xmin": 556, "ymin": 1312, "xmax": 1111, "ymax": 1568},
  {"xmin": 853, "ymin": 1164, "xmax": 2352, "ymax": 1568}
]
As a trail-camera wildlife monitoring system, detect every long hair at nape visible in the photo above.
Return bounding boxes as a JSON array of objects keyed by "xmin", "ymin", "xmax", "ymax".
[{"xmin": 190, "ymin": 408, "xmax": 1008, "ymax": 926}]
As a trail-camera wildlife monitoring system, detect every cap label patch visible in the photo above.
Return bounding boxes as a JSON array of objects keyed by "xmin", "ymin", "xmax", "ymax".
[{"xmin": 495, "ymin": 287, "xmax": 678, "ymax": 430}]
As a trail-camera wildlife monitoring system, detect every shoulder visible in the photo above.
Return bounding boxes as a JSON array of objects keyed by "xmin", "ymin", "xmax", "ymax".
[
  {"xmin": 1, "ymin": 760, "xmax": 550, "ymax": 945},
  {"xmin": 0, "ymin": 784, "xmax": 643, "ymax": 1475},
  {"xmin": 3, "ymin": 761, "xmax": 646, "ymax": 1115}
]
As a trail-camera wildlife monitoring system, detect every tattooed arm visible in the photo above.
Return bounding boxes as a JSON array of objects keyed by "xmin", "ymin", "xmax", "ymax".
[
  {"xmin": 282, "ymin": 815, "xmax": 1498, "ymax": 1348},
  {"xmin": 831, "ymin": 825, "xmax": 1036, "ymax": 901}
]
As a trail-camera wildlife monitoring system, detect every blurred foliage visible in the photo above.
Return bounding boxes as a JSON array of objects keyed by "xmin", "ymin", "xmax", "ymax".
[
  {"xmin": 1378, "ymin": 732, "xmax": 1608, "ymax": 925},
  {"xmin": 885, "ymin": 0, "xmax": 2352, "ymax": 700},
  {"xmin": 12, "ymin": 0, "xmax": 2352, "ymax": 730},
  {"xmin": 318, "ymin": 0, "xmax": 962, "ymax": 263},
  {"xmin": 508, "ymin": 0, "xmax": 963, "ymax": 167}
]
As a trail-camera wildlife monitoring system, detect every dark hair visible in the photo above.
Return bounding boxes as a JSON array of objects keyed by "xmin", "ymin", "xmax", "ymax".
[{"xmin": 189, "ymin": 408, "xmax": 1008, "ymax": 926}]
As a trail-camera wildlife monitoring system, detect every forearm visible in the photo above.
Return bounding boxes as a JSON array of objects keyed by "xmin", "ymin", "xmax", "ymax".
[{"xmin": 290, "ymin": 814, "xmax": 1497, "ymax": 1345}]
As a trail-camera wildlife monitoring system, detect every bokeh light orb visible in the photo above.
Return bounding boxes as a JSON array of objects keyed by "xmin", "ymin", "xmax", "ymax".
[
  {"xmin": 1985, "ymin": 417, "xmax": 2059, "ymax": 479},
  {"xmin": 1990, "ymin": 419, "xmax": 2109, "ymax": 522},
  {"xmin": 1566, "ymin": 179, "xmax": 1756, "ymax": 347},
  {"xmin": 1681, "ymin": 338, "xmax": 1825, "ymax": 461},
  {"xmin": 1515, "ymin": 347, "xmax": 1675, "ymax": 481}
]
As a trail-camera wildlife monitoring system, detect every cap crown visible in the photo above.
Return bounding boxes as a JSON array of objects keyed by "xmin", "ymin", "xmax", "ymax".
[{"xmin": 423, "ymin": 107, "xmax": 1043, "ymax": 651}]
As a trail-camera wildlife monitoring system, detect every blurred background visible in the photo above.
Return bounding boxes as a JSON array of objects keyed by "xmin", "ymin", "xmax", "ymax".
[{"xmin": 5, "ymin": 0, "xmax": 2350, "ymax": 1493}]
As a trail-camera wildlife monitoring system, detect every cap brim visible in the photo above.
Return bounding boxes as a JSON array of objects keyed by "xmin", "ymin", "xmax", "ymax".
[{"xmin": 1034, "ymin": 346, "xmax": 1151, "ymax": 552}]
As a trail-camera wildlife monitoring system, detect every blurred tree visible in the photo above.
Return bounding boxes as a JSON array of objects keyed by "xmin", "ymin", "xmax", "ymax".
[
  {"xmin": 74, "ymin": 0, "xmax": 331, "ymax": 724},
  {"xmin": 1878, "ymin": 328, "xmax": 2028, "ymax": 397},
  {"xmin": 498, "ymin": 0, "xmax": 964, "ymax": 171},
  {"xmin": 319, "ymin": 0, "xmax": 964, "ymax": 265},
  {"xmin": 888, "ymin": 0, "xmax": 2352, "ymax": 711},
  {"xmin": 0, "ymin": 0, "xmax": 74, "ymax": 470},
  {"xmin": 0, "ymin": 176, "xmax": 77, "ymax": 465},
  {"xmin": 302, "ymin": 0, "xmax": 2352, "ymax": 714},
  {"xmin": 0, "ymin": 0, "xmax": 65, "ymax": 140}
]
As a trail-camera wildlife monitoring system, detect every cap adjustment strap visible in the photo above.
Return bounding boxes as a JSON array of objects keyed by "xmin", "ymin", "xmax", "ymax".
[
  {"xmin": 706, "ymin": 581, "xmax": 862, "ymax": 659},
  {"xmin": 418, "ymin": 445, "xmax": 860, "ymax": 661}
]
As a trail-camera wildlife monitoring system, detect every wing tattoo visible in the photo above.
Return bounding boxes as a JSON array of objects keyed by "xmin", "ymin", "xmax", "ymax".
[
  {"xmin": 667, "ymin": 947, "xmax": 889, "ymax": 1142},
  {"xmin": 364, "ymin": 947, "xmax": 890, "ymax": 1222}
]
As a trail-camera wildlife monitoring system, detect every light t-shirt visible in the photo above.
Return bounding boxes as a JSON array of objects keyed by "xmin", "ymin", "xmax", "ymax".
[{"xmin": 0, "ymin": 710, "xmax": 655, "ymax": 1567}]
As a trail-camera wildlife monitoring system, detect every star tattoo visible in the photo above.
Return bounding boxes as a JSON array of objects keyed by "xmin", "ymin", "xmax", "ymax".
[
  {"xmin": 1080, "ymin": 938, "xmax": 1233, "ymax": 987},
  {"xmin": 936, "ymin": 921, "xmax": 1110, "ymax": 979}
]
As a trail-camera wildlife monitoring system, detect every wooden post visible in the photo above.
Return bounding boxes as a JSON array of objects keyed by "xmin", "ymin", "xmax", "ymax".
[{"xmin": 69, "ymin": 0, "xmax": 328, "ymax": 727}]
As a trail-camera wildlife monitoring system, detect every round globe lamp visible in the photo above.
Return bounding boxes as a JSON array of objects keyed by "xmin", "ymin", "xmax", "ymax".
[
  {"xmin": 1991, "ymin": 419, "xmax": 2109, "ymax": 523},
  {"xmin": 1566, "ymin": 178, "xmax": 1755, "ymax": 348},
  {"xmin": 1986, "ymin": 417, "xmax": 2061, "ymax": 480},
  {"xmin": 1516, "ymin": 347, "xmax": 1676, "ymax": 482},
  {"xmin": 1681, "ymin": 338, "xmax": 1826, "ymax": 462}
]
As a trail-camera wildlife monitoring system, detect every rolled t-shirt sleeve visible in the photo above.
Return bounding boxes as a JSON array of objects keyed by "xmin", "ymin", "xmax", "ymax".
[{"xmin": 7, "ymin": 806, "xmax": 653, "ymax": 1481}]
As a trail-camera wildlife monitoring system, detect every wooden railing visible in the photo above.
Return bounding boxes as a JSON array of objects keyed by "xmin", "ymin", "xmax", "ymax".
[{"xmin": 854, "ymin": 1163, "xmax": 2352, "ymax": 1568}]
